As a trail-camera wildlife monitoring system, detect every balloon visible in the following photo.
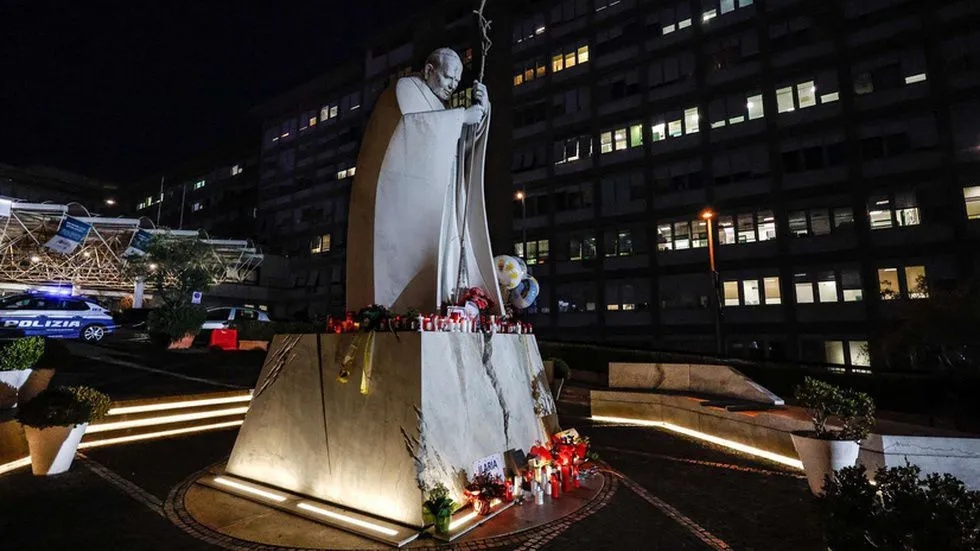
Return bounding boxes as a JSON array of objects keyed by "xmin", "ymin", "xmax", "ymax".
[
  {"xmin": 494, "ymin": 255, "xmax": 526, "ymax": 290},
  {"xmin": 511, "ymin": 277, "xmax": 539, "ymax": 309}
]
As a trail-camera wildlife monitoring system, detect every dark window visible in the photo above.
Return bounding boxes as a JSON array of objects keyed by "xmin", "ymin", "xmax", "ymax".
[
  {"xmin": 206, "ymin": 308, "xmax": 232, "ymax": 321},
  {"xmin": 236, "ymin": 309, "xmax": 260, "ymax": 322},
  {"xmin": 64, "ymin": 300, "xmax": 90, "ymax": 311},
  {"xmin": 861, "ymin": 137, "xmax": 885, "ymax": 160}
]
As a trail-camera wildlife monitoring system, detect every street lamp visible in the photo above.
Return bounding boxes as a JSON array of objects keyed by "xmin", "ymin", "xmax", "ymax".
[
  {"xmin": 516, "ymin": 190, "xmax": 527, "ymax": 262},
  {"xmin": 701, "ymin": 208, "xmax": 723, "ymax": 355}
]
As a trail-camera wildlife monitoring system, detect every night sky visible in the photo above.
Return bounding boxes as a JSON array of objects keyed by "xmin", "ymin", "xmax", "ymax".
[{"xmin": 0, "ymin": 0, "xmax": 427, "ymax": 183}]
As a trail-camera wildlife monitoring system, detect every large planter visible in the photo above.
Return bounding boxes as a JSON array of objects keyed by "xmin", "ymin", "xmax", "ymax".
[
  {"xmin": 19, "ymin": 369, "xmax": 55, "ymax": 405},
  {"xmin": 0, "ymin": 369, "xmax": 33, "ymax": 409},
  {"xmin": 434, "ymin": 509, "xmax": 451, "ymax": 534},
  {"xmin": 168, "ymin": 333, "xmax": 196, "ymax": 350},
  {"xmin": 791, "ymin": 432, "xmax": 861, "ymax": 495},
  {"xmin": 24, "ymin": 423, "xmax": 88, "ymax": 475}
]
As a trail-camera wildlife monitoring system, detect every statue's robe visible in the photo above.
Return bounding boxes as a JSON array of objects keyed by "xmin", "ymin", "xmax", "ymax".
[{"xmin": 346, "ymin": 76, "xmax": 504, "ymax": 315}]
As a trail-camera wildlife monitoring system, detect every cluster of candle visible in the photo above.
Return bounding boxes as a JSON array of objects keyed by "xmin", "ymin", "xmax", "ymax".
[
  {"xmin": 323, "ymin": 313, "xmax": 534, "ymax": 335},
  {"xmin": 417, "ymin": 314, "xmax": 533, "ymax": 335},
  {"xmin": 515, "ymin": 459, "xmax": 582, "ymax": 505}
]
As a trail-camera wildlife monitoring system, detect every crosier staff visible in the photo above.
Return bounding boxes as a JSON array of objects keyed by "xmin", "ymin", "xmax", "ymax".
[{"xmin": 452, "ymin": 0, "xmax": 494, "ymax": 304}]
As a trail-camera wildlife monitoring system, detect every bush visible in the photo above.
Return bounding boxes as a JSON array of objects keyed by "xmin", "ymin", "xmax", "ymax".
[
  {"xmin": 16, "ymin": 386, "xmax": 111, "ymax": 428},
  {"xmin": 149, "ymin": 305, "xmax": 207, "ymax": 340},
  {"xmin": 0, "ymin": 336, "xmax": 45, "ymax": 372},
  {"xmin": 548, "ymin": 357, "xmax": 571, "ymax": 380},
  {"xmin": 231, "ymin": 320, "xmax": 317, "ymax": 341},
  {"xmin": 795, "ymin": 377, "xmax": 875, "ymax": 441},
  {"xmin": 822, "ymin": 464, "xmax": 980, "ymax": 550}
]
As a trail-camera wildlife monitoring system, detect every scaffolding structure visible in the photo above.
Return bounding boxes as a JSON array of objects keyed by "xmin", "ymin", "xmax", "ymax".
[{"xmin": 0, "ymin": 200, "xmax": 262, "ymax": 295}]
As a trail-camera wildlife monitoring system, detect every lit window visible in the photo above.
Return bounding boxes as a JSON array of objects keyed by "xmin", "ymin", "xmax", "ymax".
[
  {"xmin": 552, "ymin": 54, "xmax": 564, "ymax": 72},
  {"xmin": 820, "ymin": 92, "xmax": 840, "ymax": 104},
  {"xmin": 905, "ymin": 266, "xmax": 927, "ymax": 298},
  {"xmin": 850, "ymin": 341, "xmax": 871, "ymax": 367},
  {"xmin": 842, "ymin": 270, "xmax": 863, "ymax": 302},
  {"xmin": 684, "ymin": 108, "xmax": 699, "ymax": 134},
  {"xmin": 817, "ymin": 273, "xmax": 838, "ymax": 303},
  {"xmin": 776, "ymin": 87, "xmax": 794, "ymax": 113},
  {"xmin": 651, "ymin": 123, "xmax": 666, "ymax": 142},
  {"xmin": 564, "ymin": 51, "xmax": 577, "ymax": 69},
  {"xmin": 825, "ymin": 341, "xmax": 845, "ymax": 365},
  {"xmin": 569, "ymin": 235, "xmax": 596, "ymax": 260},
  {"xmin": 662, "ymin": 23, "xmax": 676, "ymax": 35},
  {"xmin": 193, "ymin": 180, "xmax": 205, "ymax": 190},
  {"xmin": 515, "ymin": 239, "xmax": 550, "ymax": 264},
  {"xmin": 742, "ymin": 280, "xmax": 761, "ymax": 305},
  {"xmin": 763, "ymin": 277, "xmax": 781, "ymax": 305},
  {"xmin": 231, "ymin": 165, "xmax": 243, "ymax": 176},
  {"xmin": 330, "ymin": 105, "xmax": 338, "ymax": 118},
  {"xmin": 629, "ymin": 124, "xmax": 643, "ymax": 147},
  {"xmin": 668, "ymin": 120, "xmax": 683, "ymax": 137},
  {"xmin": 756, "ymin": 211, "xmax": 776, "ymax": 241},
  {"xmin": 869, "ymin": 192, "xmax": 920, "ymax": 230},
  {"xmin": 723, "ymin": 281, "xmax": 740, "ymax": 306},
  {"xmin": 721, "ymin": 0, "xmax": 735, "ymax": 13},
  {"xmin": 702, "ymin": 9, "xmax": 717, "ymax": 22},
  {"xmin": 678, "ymin": 18, "xmax": 692, "ymax": 29},
  {"xmin": 964, "ymin": 186, "xmax": 980, "ymax": 219},
  {"xmin": 577, "ymin": 45, "xmax": 589, "ymax": 64},
  {"xmin": 796, "ymin": 81, "xmax": 817, "ymax": 109},
  {"xmin": 878, "ymin": 268, "xmax": 899, "ymax": 300},
  {"xmin": 310, "ymin": 234, "xmax": 331, "ymax": 254},
  {"xmin": 746, "ymin": 94, "xmax": 764, "ymax": 120},
  {"xmin": 309, "ymin": 116, "xmax": 317, "ymax": 127},
  {"xmin": 904, "ymin": 73, "xmax": 927, "ymax": 85},
  {"xmin": 795, "ymin": 274, "xmax": 815, "ymax": 304},
  {"xmin": 514, "ymin": 74, "xmax": 524, "ymax": 87},
  {"xmin": 191, "ymin": 202, "xmax": 204, "ymax": 212},
  {"xmin": 657, "ymin": 224, "xmax": 673, "ymax": 251},
  {"xmin": 600, "ymin": 132, "xmax": 613, "ymax": 154}
]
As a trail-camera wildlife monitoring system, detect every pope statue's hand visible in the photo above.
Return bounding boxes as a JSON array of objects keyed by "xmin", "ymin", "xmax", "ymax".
[{"xmin": 463, "ymin": 80, "xmax": 489, "ymax": 125}]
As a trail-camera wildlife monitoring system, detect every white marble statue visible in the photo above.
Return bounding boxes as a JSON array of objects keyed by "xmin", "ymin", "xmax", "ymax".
[{"xmin": 346, "ymin": 48, "xmax": 505, "ymax": 316}]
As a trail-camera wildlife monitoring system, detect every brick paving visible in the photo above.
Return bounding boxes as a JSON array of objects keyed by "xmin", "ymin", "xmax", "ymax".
[{"xmin": 1, "ymin": 362, "xmax": 826, "ymax": 551}]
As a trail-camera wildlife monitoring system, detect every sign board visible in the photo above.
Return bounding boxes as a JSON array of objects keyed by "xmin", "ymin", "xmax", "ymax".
[
  {"xmin": 124, "ymin": 229, "xmax": 154, "ymax": 257},
  {"xmin": 44, "ymin": 216, "xmax": 91, "ymax": 254},
  {"xmin": 191, "ymin": 291, "xmax": 203, "ymax": 305},
  {"xmin": 552, "ymin": 428, "xmax": 580, "ymax": 444},
  {"xmin": 470, "ymin": 452, "xmax": 506, "ymax": 481},
  {"xmin": 0, "ymin": 199, "xmax": 11, "ymax": 218}
]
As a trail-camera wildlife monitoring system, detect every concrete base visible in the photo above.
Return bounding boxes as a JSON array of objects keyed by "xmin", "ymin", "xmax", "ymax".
[
  {"xmin": 225, "ymin": 332, "xmax": 557, "ymax": 529},
  {"xmin": 608, "ymin": 362, "xmax": 784, "ymax": 406},
  {"xmin": 184, "ymin": 464, "xmax": 605, "ymax": 550},
  {"xmin": 861, "ymin": 434, "xmax": 980, "ymax": 490}
]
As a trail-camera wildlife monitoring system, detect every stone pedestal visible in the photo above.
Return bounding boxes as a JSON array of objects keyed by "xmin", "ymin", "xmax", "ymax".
[{"xmin": 225, "ymin": 332, "xmax": 556, "ymax": 528}]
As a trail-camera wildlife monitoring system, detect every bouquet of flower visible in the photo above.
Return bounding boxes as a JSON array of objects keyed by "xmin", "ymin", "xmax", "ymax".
[
  {"xmin": 355, "ymin": 304, "xmax": 392, "ymax": 332},
  {"xmin": 459, "ymin": 287, "xmax": 495, "ymax": 316}
]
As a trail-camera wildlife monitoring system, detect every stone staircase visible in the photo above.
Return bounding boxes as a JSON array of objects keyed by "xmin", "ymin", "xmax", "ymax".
[{"xmin": 80, "ymin": 390, "xmax": 252, "ymax": 449}]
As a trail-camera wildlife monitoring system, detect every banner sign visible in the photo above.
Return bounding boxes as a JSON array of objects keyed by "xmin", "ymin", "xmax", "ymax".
[
  {"xmin": 471, "ymin": 452, "xmax": 506, "ymax": 480},
  {"xmin": 124, "ymin": 229, "xmax": 154, "ymax": 257},
  {"xmin": 44, "ymin": 216, "xmax": 91, "ymax": 254}
]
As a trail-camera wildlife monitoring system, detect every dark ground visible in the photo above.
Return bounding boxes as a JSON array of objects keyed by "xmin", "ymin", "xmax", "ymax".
[{"xmin": 0, "ymin": 340, "xmax": 825, "ymax": 550}]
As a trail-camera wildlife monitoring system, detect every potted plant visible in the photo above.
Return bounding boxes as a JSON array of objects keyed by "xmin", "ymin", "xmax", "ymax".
[
  {"xmin": 791, "ymin": 377, "xmax": 875, "ymax": 495},
  {"xmin": 149, "ymin": 304, "xmax": 207, "ymax": 349},
  {"xmin": 0, "ymin": 336, "xmax": 45, "ymax": 409},
  {"xmin": 16, "ymin": 385, "xmax": 110, "ymax": 475},
  {"xmin": 422, "ymin": 483, "xmax": 456, "ymax": 534},
  {"xmin": 464, "ymin": 472, "xmax": 505, "ymax": 515}
]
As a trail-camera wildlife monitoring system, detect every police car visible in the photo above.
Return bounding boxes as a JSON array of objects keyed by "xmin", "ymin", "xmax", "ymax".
[{"xmin": 0, "ymin": 292, "xmax": 114, "ymax": 342}]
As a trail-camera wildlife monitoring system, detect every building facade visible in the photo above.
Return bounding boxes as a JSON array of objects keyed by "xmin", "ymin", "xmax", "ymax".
[
  {"xmin": 506, "ymin": 0, "xmax": 980, "ymax": 369},
  {"xmin": 234, "ymin": 0, "xmax": 978, "ymax": 367}
]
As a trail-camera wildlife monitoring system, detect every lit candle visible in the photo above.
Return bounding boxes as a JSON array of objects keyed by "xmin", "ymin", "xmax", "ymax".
[
  {"xmin": 561, "ymin": 464, "xmax": 571, "ymax": 493},
  {"xmin": 549, "ymin": 472, "xmax": 560, "ymax": 499},
  {"xmin": 513, "ymin": 475, "xmax": 523, "ymax": 498}
]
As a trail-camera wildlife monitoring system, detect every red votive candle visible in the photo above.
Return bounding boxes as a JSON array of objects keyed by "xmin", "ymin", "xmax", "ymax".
[{"xmin": 550, "ymin": 473, "xmax": 560, "ymax": 500}]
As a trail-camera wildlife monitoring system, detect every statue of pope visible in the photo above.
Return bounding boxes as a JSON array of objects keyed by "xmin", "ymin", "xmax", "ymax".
[{"xmin": 346, "ymin": 48, "xmax": 504, "ymax": 316}]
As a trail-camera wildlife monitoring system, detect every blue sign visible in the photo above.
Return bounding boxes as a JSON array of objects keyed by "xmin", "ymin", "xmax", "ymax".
[
  {"xmin": 44, "ymin": 216, "xmax": 92, "ymax": 254},
  {"xmin": 124, "ymin": 229, "xmax": 154, "ymax": 257}
]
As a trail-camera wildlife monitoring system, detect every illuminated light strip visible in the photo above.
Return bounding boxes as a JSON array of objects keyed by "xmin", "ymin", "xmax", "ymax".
[
  {"xmin": 108, "ymin": 393, "xmax": 252, "ymax": 415},
  {"xmin": 296, "ymin": 502, "xmax": 399, "ymax": 537},
  {"xmin": 590, "ymin": 415, "xmax": 803, "ymax": 470},
  {"xmin": 79, "ymin": 420, "xmax": 243, "ymax": 448},
  {"xmin": 0, "ymin": 456, "xmax": 31, "ymax": 476},
  {"xmin": 87, "ymin": 406, "xmax": 249, "ymax": 433},
  {"xmin": 213, "ymin": 476, "xmax": 286, "ymax": 503},
  {"xmin": 448, "ymin": 499, "xmax": 502, "ymax": 531}
]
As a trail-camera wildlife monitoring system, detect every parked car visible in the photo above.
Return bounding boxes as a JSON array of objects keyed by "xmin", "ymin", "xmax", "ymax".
[
  {"xmin": 0, "ymin": 293, "xmax": 115, "ymax": 342},
  {"xmin": 201, "ymin": 306, "xmax": 270, "ymax": 330}
]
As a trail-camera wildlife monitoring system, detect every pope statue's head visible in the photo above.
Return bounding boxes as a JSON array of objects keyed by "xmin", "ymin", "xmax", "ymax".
[{"xmin": 422, "ymin": 48, "xmax": 463, "ymax": 102}]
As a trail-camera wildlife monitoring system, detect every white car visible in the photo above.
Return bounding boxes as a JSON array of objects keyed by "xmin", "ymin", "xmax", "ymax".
[{"xmin": 201, "ymin": 306, "xmax": 270, "ymax": 330}]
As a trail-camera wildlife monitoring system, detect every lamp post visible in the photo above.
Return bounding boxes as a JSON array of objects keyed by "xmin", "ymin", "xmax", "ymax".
[
  {"xmin": 516, "ymin": 190, "xmax": 527, "ymax": 261},
  {"xmin": 701, "ymin": 208, "xmax": 723, "ymax": 355}
]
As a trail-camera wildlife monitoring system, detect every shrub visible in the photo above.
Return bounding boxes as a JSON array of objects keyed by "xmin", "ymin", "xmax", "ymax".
[
  {"xmin": 822, "ymin": 464, "xmax": 980, "ymax": 550},
  {"xmin": 0, "ymin": 336, "xmax": 45, "ymax": 372},
  {"xmin": 795, "ymin": 376, "xmax": 875, "ymax": 441},
  {"xmin": 548, "ymin": 357, "xmax": 571, "ymax": 380},
  {"xmin": 149, "ymin": 305, "xmax": 207, "ymax": 340},
  {"xmin": 16, "ymin": 386, "xmax": 111, "ymax": 428}
]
